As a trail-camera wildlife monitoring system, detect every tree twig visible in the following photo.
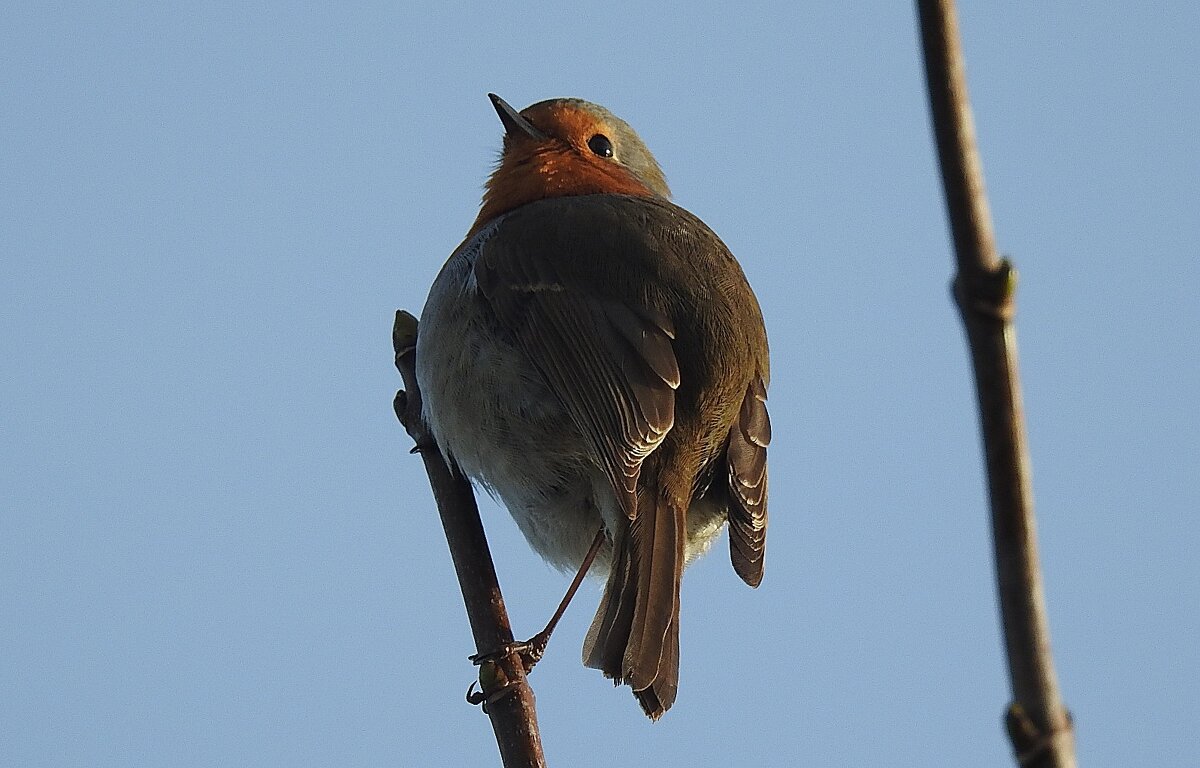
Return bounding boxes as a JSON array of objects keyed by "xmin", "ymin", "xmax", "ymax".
[
  {"xmin": 392, "ymin": 310, "xmax": 546, "ymax": 768},
  {"xmin": 915, "ymin": 2, "xmax": 1077, "ymax": 766}
]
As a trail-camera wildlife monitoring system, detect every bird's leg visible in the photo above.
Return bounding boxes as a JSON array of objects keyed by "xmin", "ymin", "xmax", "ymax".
[
  {"xmin": 471, "ymin": 526, "xmax": 607, "ymax": 673},
  {"xmin": 520, "ymin": 525, "xmax": 607, "ymax": 667}
]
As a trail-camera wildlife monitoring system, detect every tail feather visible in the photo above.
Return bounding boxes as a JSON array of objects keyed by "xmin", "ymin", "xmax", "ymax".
[
  {"xmin": 624, "ymin": 493, "xmax": 680, "ymax": 690},
  {"xmin": 633, "ymin": 612, "xmax": 678, "ymax": 719},
  {"xmin": 583, "ymin": 493, "xmax": 684, "ymax": 720},
  {"xmin": 583, "ymin": 525, "xmax": 636, "ymax": 673}
]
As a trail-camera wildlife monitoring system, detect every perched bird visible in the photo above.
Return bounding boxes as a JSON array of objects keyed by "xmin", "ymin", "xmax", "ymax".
[{"xmin": 415, "ymin": 94, "xmax": 770, "ymax": 719}]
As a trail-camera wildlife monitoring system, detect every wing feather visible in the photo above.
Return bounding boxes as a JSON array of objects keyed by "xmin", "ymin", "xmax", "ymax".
[
  {"xmin": 474, "ymin": 228, "xmax": 678, "ymax": 520},
  {"xmin": 727, "ymin": 373, "xmax": 770, "ymax": 587}
]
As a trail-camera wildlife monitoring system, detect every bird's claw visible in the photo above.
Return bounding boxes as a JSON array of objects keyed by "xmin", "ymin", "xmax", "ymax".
[
  {"xmin": 466, "ymin": 679, "xmax": 520, "ymax": 712},
  {"xmin": 469, "ymin": 631, "xmax": 549, "ymax": 674},
  {"xmin": 466, "ymin": 657, "xmax": 523, "ymax": 714}
]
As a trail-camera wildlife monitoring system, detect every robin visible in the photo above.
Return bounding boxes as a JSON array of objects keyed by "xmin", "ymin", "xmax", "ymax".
[{"xmin": 415, "ymin": 94, "xmax": 770, "ymax": 719}]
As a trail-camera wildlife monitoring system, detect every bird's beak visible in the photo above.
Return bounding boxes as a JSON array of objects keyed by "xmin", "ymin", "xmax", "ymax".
[{"xmin": 489, "ymin": 93, "xmax": 547, "ymax": 141}]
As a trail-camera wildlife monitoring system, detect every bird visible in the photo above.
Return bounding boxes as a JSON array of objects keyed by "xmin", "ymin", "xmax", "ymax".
[{"xmin": 415, "ymin": 93, "xmax": 770, "ymax": 719}]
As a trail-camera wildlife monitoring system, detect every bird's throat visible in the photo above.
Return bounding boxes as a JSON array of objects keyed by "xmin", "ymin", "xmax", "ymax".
[{"xmin": 471, "ymin": 144, "xmax": 657, "ymax": 237}]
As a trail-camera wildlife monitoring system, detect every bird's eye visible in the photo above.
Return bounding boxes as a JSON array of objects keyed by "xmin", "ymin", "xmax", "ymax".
[{"xmin": 587, "ymin": 134, "xmax": 614, "ymax": 158}]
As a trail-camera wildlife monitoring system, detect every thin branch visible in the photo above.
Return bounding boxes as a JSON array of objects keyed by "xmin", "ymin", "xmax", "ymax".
[
  {"xmin": 393, "ymin": 310, "xmax": 546, "ymax": 768},
  {"xmin": 915, "ymin": 2, "xmax": 1077, "ymax": 767}
]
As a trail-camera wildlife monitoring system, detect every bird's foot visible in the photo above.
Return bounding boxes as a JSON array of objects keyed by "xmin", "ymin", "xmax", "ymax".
[
  {"xmin": 465, "ymin": 639, "xmax": 547, "ymax": 713},
  {"xmin": 469, "ymin": 630, "xmax": 550, "ymax": 675}
]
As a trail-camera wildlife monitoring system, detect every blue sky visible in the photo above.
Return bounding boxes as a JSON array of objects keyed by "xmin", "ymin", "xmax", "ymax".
[{"xmin": 2, "ymin": 2, "xmax": 1197, "ymax": 766}]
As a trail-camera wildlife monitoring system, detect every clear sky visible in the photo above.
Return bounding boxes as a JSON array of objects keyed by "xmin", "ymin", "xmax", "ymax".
[{"xmin": 2, "ymin": 2, "xmax": 1197, "ymax": 766}]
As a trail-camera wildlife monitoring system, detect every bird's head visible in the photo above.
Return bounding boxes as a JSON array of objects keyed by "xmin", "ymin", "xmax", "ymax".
[{"xmin": 473, "ymin": 94, "xmax": 670, "ymax": 232}]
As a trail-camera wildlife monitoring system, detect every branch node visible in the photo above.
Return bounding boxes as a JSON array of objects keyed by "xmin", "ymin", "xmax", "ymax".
[
  {"xmin": 953, "ymin": 257, "xmax": 1018, "ymax": 322},
  {"xmin": 392, "ymin": 309, "xmax": 419, "ymax": 356},
  {"xmin": 393, "ymin": 390, "xmax": 409, "ymax": 424},
  {"xmin": 393, "ymin": 311, "xmax": 432, "ymax": 448},
  {"xmin": 1005, "ymin": 703, "xmax": 1075, "ymax": 766}
]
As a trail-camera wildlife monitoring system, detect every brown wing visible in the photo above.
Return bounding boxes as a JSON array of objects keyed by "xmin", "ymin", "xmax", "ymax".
[
  {"xmin": 473, "ymin": 210, "xmax": 680, "ymax": 520},
  {"xmin": 727, "ymin": 373, "xmax": 770, "ymax": 587}
]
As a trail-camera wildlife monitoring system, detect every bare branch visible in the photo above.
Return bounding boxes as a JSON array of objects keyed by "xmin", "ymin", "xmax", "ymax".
[
  {"xmin": 393, "ymin": 310, "xmax": 546, "ymax": 768},
  {"xmin": 915, "ymin": 2, "xmax": 1077, "ymax": 766}
]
